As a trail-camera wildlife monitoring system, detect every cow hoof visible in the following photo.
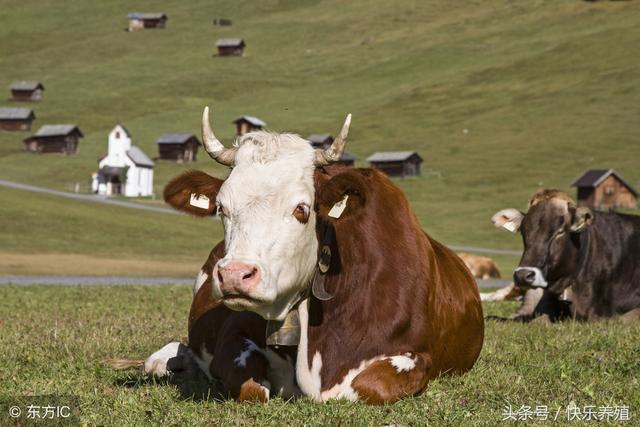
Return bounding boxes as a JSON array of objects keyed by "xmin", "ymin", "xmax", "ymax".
[{"xmin": 144, "ymin": 342, "xmax": 188, "ymax": 377}]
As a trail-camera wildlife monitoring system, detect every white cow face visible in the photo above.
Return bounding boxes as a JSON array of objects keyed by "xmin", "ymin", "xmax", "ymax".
[
  {"xmin": 212, "ymin": 133, "xmax": 319, "ymax": 320},
  {"xmin": 163, "ymin": 107, "xmax": 351, "ymax": 321}
]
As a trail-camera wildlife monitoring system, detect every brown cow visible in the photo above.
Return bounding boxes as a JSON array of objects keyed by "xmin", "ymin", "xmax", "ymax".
[
  {"xmin": 457, "ymin": 252, "xmax": 501, "ymax": 280},
  {"xmin": 142, "ymin": 107, "xmax": 484, "ymax": 404}
]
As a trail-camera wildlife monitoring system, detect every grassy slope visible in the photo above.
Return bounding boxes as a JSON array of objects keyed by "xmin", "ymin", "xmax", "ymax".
[
  {"xmin": 0, "ymin": 285, "xmax": 638, "ymax": 426},
  {"xmin": 0, "ymin": 0, "xmax": 639, "ymax": 272},
  {"xmin": 0, "ymin": 186, "xmax": 222, "ymax": 274}
]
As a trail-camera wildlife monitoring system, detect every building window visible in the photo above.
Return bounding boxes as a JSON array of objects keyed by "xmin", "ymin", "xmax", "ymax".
[
  {"xmin": 604, "ymin": 186, "xmax": 614, "ymax": 196},
  {"xmin": 115, "ymin": 131, "xmax": 120, "ymax": 138}
]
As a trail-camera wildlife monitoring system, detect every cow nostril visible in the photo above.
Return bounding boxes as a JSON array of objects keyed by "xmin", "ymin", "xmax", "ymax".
[
  {"xmin": 242, "ymin": 267, "xmax": 258, "ymax": 281},
  {"xmin": 217, "ymin": 269, "xmax": 224, "ymax": 284},
  {"xmin": 525, "ymin": 271, "xmax": 536, "ymax": 282}
]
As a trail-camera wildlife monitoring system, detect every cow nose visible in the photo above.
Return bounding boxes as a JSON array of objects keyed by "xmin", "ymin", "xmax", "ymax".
[
  {"xmin": 513, "ymin": 268, "xmax": 536, "ymax": 287},
  {"xmin": 215, "ymin": 261, "xmax": 261, "ymax": 295}
]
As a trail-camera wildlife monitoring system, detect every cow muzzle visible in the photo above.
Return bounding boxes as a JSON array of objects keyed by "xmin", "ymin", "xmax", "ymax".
[
  {"xmin": 513, "ymin": 267, "xmax": 548, "ymax": 288},
  {"xmin": 213, "ymin": 260, "xmax": 263, "ymax": 304}
]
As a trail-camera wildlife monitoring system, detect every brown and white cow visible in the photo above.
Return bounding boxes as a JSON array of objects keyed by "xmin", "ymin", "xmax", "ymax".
[
  {"xmin": 457, "ymin": 252, "xmax": 501, "ymax": 280},
  {"xmin": 144, "ymin": 107, "xmax": 484, "ymax": 404}
]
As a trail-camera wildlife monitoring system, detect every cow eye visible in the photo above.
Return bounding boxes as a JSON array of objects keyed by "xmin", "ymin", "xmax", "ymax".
[
  {"xmin": 293, "ymin": 204, "xmax": 310, "ymax": 224},
  {"xmin": 216, "ymin": 203, "xmax": 230, "ymax": 218}
]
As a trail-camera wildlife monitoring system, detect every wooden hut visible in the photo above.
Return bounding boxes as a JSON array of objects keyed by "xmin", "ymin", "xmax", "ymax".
[
  {"xmin": 10, "ymin": 81, "xmax": 44, "ymax": 101},
  {"xmin": 233, "ymin": 115, "xmax": 265, "ymax": 136},
  {"xmin": 156, "ymin": 133, "xmax": 200, "ymax": 162},
  {"xmin": 307, "ymin": 134, "xmax": 357, "ymax": 166},
  {"xmin": 367, "ymin": 151, "xmax": 423, "ymax": 178},
  {"xmin": 23, "ymin": 124, "xmax": 83, "ymax": 154},
  {"xmin": 216, "ymin": 38, "xmax": 246, "ymax": 56},
  {"xmin": 571, "ymin": 169, "xmax": 637, "ymax": 210},
  {"xmin": 127, "ymin": 13, "xmax": 167, "ymax": 31},
  {"xmin": 213, "ymin": 18, "xmax": 233, "ymax": 26},
  {"xmin": 0, "ymin": 107, "xmax": 35, "ymax": 131}
]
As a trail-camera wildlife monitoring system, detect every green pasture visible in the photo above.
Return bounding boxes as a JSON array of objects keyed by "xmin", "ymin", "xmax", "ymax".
[
  {"xmin": 0, "ymin": 285, "xmax": 637, "ymax": 426},
  {"xmin": 1, "ymin": 0, "xmax": 639, "ymax": 269}
]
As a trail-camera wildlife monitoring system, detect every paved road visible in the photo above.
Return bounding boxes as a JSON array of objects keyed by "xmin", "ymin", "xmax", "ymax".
[
  {"xmin": 0, "ymin": 275, "xmax": 510, "ymax": 288},
  {"xmin": 0, "ymin": 178, "xmax": 521, "ymax": 256},
  {"xmin": 0, "ymin": 179, "xmax": 179, "ymax": 215}
]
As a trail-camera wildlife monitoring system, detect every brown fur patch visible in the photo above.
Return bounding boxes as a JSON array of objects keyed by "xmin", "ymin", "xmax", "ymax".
[
  {"xmin": 351, "ymin": 355, "xmax": 429, "ymax": 405},
  {"xmin": 238, "ymin": 378, "xmax": 269, "ymax": 402}
]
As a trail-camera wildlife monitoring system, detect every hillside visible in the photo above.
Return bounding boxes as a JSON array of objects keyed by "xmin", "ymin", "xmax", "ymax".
[{"xmin": 1, "ymin": 0, "xmax": 639, "ymax": 273}]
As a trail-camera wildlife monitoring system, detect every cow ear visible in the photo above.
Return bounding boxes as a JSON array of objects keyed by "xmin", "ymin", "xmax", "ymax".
[
  {"xmin": 164, "ymin": 170, "xmax": 223, "ymax": 217},
  {"xmin": 316, "ymin": 171, "xmax": 367, "ymax": 220},
  {"xmin": 492, "ymin": 208, "xmax": 524, "ymax": 233},
  {"xmin": 570, "ymin": 207, "xmax": 593, "ymax": 233}
]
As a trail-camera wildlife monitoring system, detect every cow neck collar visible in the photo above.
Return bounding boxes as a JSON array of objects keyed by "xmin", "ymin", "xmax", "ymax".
[{"xmin": 265, "ymin": 221, "xmax": 336, "ymax": 348}]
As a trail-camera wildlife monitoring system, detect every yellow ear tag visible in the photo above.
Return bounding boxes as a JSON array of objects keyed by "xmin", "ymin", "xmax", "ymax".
[
  {"xmin": 328, "ymin": 195, "xmax": 349, "ymax": 219},
  {"xmin": 189, "ymin": 193, "xmax": 210, "ymax": 210}
]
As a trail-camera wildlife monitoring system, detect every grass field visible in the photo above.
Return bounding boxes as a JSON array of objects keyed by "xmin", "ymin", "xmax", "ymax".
[
  {"xmin": 0, "ymin": 284, "xmax": 638, "ymax": 426},
  {"xmin": 1, "ymin": 0, "xmax": 639, "ymax": 276}
]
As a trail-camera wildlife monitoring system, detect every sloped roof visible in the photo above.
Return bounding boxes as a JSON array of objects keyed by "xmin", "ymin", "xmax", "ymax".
[
  {"xmin": 10, "ymin": 81, "xmax": 44, "ymax": 91},
  {"xmin": 233, "ymin": 115, "xmax": 266, "ymax": 127},
  {"xmin": 367, "ymin": 151, "xmax": 422, "ymax": 162},
  {"xmin": 307, "ymin": 134, "xmax": 333, "ymax": 144},
  {"xmin": 31, "ymin": 124, "xmax": 82, "ymax": 138},
  {"xmin": 112, "ymin": 123, "xmax": 131, "ymax": 137},
  {"xmin": 0, "ymin": 107, "xmax": 34, "ymax": 120},
  {"xmin": 217, "ymin": 38, "xmax": 245, "ymax": 48},
  {"xmin": 156, "ymin": 133, "xmax": 199, "ymax": 144},
  {"xmin": 126, "ymin": 145, "xmax": 154, "ymax": 167},
  {"xmin": 340, "ymin": 151, "xmax": 357, "ymax": 162},
  {"xmin": 127, "ymin": 13, "xmax": 167, "ymax": 20},
  {"xmin": 571, "ymin": 169, "xmax": 638, "ymax": 196},
  {"xmin": 98, "ymin": 166, "xmax": 124, "ymax": 177}
]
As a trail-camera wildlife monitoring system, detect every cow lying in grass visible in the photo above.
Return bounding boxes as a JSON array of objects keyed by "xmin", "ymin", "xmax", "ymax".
[
  {"xmin": 493, "ymin": 189, "xmax": 640, "ymax": 322},
  {"xmin": 141, "ymin": 107, "xmax": 484, "ymax": 403}
]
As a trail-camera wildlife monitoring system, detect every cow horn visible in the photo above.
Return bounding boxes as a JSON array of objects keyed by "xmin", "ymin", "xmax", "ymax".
[
  {"xmin": 314, "ymin": 114, "xmax": 352, "ymax": 166},
  {"xmin": 201, "ymin": 106, "xmax": 236, "ymax": 166}
]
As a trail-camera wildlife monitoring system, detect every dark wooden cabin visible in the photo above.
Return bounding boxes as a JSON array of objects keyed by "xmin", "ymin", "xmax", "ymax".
[
  {"xmin": 23, "ymin": 124, "xmax": 83, "ymax": 154},
  {"xmin": 307, "ymin": 133, "xmax": 357, "ymax": 166},
  {"xmin": 127, "ymin": 13, "xmax": 167, "ymax": 31},
  {"xmin": 571, "ymin": 169, "xmax": 638, "ymax": 210},
  {"xmin": 217, "ymin": 38, "xmax": 246, "ymax": 56},
  {"xmin": 156, "ymin": 133, "xmax": 200, "ymax": 162},
  {"xmin": 213, "ymin": 18, "xmax": 233, "ymax": 26},
  {"xmin": 367, "ymin": 151, "xmax": 423, "ymax": 178},
  {"xmin": 233, "ymin": 115, "xmax": 265, "ymax": 136},
  {"xmin": 10, "ymin": 81, "xmax": 44, "ymax": 102},
  {"xmin": 0, "ymin": 107, "xmax": 35, "ymax": 131}
]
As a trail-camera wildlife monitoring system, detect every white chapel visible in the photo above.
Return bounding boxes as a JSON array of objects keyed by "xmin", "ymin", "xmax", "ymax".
[{"xmin": 91, "ymin": 124, "xmax": 154, "ymax": 197}]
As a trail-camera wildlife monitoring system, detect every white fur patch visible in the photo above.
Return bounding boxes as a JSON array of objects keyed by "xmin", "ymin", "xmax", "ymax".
[
  {"xmin": 321, "ymin": 357, "xmax": 385, "ymax": 401},
  {"xmin": 515, "ymin": 266, "xmax": 548, "ymax": 288},
  {"xmin": 296, "ymin": 299, "xmax": 323, "ymax": 400},
  {"xmin": 192, "ymin": 344, "xmax": 214, "ymax": 380},
  {"xmin": 389, "ymin": 354, "xmax": 416, "ymax": 373},
  {"xmin": 193, "ymin": 270, "xmax": 208, "ymax": 295},
  {"xmin": 144, "ymin": 341, "xmax": 181, "ymax": 377},
  {"xmin": 234, "ymin": 339, "xmax": 260, "ymax": 368}
]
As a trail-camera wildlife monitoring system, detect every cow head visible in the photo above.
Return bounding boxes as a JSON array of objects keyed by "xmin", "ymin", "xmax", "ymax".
[
  {"xmin": 164, "ymin": 107, "xmax": 351, "ymax": 320},
  {"xmin": 492, "ymin": 189, "xmax": 593, "ymax": 294}
]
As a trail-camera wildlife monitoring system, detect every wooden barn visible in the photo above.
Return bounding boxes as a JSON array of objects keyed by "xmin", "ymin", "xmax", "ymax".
[
  {"xmin": 307, "ymin": 133, "xmax": 357, "ymax": 166},
  {"xmin": 23, "ymin": 124, "xmax": 83, "ymax": 154},
  {"xmin": 127, "ymin": 13, "xmax": 167, "ymax": 31},
  {"xmin": 216, "ymin": 38, "xmax": 246, "ymax": 56},
  {"xmin": 156, "ymin": 133, "xmax": 200, "ymax": 162},
  {"xmin": 10, "ymin": 81, "xmax": 44, "ymax": 101},
  {"xmin": 213, "ymin": 18, "xmax": 233, "ymax": 26},
  {"xmin": 0, "ymin": 107, "xmax": 35, "ymax": 131},
  {"xmin": 233, "ymin": 115, "xmax": 265, "ymax": 136},
  {"xmin": 571, "ymin": 169, "xmax": 638, "ymax": 210},
  {"xmin": 367, "ymin": 151, "xmax": 423, "ymax": 178}
]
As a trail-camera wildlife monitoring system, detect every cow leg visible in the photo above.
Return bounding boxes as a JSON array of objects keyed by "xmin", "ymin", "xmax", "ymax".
[
  {"xmin": 144, "ymin": 342, "xmax": 191, "ymax": 377},
  {"xmin": 212, "ymin": 337, "xmax": 271, "ymax": 402},
  {"xmin": 619, "ymin": 307, "xmax": 640, "ymax": 323},
  {"xmin": 350, "ymin": 352, "xmax": 431, "ymax": 405}
]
